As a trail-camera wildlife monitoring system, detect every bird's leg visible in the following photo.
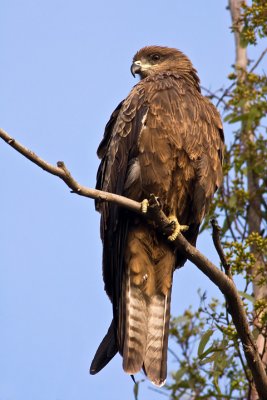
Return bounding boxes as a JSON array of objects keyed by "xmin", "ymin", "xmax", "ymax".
[
  {"xmin": 141, "ymin": 199, "xmax": 149, "ymax": 213},
  {"xmin": 140, "ymin": 195, "xmax": 188, "ymax": 241},
  {"xmin": 167, "ymin": 215, "xmax": 188, "ymax": 241}
]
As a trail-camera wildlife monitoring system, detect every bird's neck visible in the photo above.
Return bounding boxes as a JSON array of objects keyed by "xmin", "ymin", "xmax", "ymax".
[
  {"xmin": 143, "ymin": 69, "xmax": 201, "ymax": 92},
  {"xmin": 181, "ymin": 69, "xmax": 201, "ymax": 92}
]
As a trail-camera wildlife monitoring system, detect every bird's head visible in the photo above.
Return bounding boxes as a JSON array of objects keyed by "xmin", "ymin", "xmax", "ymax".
[{"xmin": 131, "ymin": 45, "xmax": 199, "ymax": 84}]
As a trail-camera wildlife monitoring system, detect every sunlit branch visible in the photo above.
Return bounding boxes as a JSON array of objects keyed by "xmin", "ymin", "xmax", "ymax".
[{"xmin": 1, "ymin": 126, "xmax": 267, "ymax": 397}]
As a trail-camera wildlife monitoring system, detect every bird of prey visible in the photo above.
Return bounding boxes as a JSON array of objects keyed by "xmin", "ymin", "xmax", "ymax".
[{"xmin": 90, "ymin": 46, "xmax": 224, "ymax": 386}]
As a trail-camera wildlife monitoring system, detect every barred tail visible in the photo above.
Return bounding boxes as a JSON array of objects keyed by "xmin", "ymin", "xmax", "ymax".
[
  {"xmin": 121, "ymin": 225, "xmax": 174, "ymax": 386},
  {"xmin": 143, "ymin": 293, "xmax": 171, "ymax": 386}
]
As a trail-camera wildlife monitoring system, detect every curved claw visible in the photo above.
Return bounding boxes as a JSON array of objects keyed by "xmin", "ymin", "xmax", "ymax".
[
  {"xmin": 167, "ymin": 215, "xmax": 188, "ymax": 241},
  {"xmin": 141, "ymin": 199, "xmax": 149, "ymax": 214}
]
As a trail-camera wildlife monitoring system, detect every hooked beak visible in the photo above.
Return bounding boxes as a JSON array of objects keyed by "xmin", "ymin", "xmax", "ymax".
[{"xmin": 131, "ymin": 61, "xmax": 142, "ymax": 77}]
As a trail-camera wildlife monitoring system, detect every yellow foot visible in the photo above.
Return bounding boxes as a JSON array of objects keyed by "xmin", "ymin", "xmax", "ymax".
[
  {"xmin": 141, "ymin": 199, "xmax": 149, "ymax": 214},
  {"xmin": 167, "ymin": 215, "xmax": 189, "ymax": 241}
]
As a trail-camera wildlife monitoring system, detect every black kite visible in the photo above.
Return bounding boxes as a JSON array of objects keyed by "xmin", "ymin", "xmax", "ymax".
[{"xmin": 90, "ymin": 46, "xmax": 224, "ymax": 386}]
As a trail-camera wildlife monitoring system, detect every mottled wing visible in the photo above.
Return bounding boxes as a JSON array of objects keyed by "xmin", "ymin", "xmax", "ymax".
[
  {"xmin": 137, "ymin": 75, "xmax": 224, "ymax": 257},
  {"xmin": 95, "ymin": 87, "xmax": 147, "ymax": 302},
  {"xmin": 92, "ymin": 89, "xmax": 148, "ymax": 374}
]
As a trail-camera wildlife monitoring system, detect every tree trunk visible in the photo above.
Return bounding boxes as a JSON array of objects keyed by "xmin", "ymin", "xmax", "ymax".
[{"xmin": 229, "ymin": 1, "xmax": 267, "ymax": 398}]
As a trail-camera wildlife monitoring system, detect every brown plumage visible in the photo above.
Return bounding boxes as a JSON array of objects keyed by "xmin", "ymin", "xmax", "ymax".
[{"xmin": 90, "ymin": 46, "xmax": 224, "ymax": 386}]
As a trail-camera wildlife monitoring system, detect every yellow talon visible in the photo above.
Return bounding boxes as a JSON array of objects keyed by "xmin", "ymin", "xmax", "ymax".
[
  {"xmin": 141, "ymin": 199, "xmax": 149, "ymax": 213},
  {"xmin": 167, "ymin": 215, "xmax": 189, "ymax": 241}
]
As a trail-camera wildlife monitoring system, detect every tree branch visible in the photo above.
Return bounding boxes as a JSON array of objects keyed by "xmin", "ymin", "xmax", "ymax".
[
  {"xmin": 249, "ymin": 47, "xmax": 267, "ymax": 73},
  {"xmin": 211, "ymin": 219, "xmax": 232, "ymax": 277},
  {"xmin": 0, "ymin": 128, "xmax": 141, "ymax": 214},
  {"xmin": 228, "ymin": 1, "xmax": 267, "ymax": 398},
  {"xmin": 1, "ymin": 127, "xmax": 267, "ymax": 398},
  {"xmin": 200, "ymin": 85, "xmax": 230, "ymax": 109}
]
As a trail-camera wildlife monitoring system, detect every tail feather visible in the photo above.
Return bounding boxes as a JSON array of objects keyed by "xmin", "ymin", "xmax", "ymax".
[
  {"xmin": 122, "ymin": 268, "xmax": 147, "ymax": 374},
  {"xmin": 122, "ymin": 289, "xmax": 171, "ymax": 386},
  {"xmin": 121, "ymin": 225, "xmax": 174, "ymax": 386},
  {"xmin": 90, "ymin": 320, "xmax": 118, "ymax": 375},
  {"xmin": 143, "ymin": 294, "xmax": 171, "ymax": 386},
  {"xmin": 91, "ymin": 225, "xmax": 175, "ymax": 385}
]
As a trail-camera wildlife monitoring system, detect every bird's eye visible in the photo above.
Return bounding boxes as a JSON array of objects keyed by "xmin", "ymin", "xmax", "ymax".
[{"xmin": 151, "ymin": 54, "xmax": 161, "ymax": 62}]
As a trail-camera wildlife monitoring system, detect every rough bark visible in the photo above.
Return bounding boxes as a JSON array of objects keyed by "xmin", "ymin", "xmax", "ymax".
[{"xmin": 229, "ymin": 1, "xmax": 267, "ymax": 398}]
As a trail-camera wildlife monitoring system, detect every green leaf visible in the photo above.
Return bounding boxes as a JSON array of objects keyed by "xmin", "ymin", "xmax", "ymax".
[
  {"xmin": 172, "ymin": 315, "xmax": 190, "ymax": 325},
  {"xmin": 176, "ymin": 379, "xmax": 190, "ymax": 389},
  {"xmin": 228, "ymin": 114, "xmax": 249, "ymax": 124},
  {"xmin": 173, "ymin": 367, "xmax": 187, "ymax": 383},
  {"xmin": 213, "ymin": 372, "xmax": 222, "ymax": 395},
  {"xmin": 224, "ymin": 113, "xmax": 235, "ymax": 122},
  {"xmin": 199, "ymin": 352, "xmax": 218, "ymax": 365},
  {"xmin": 199, "ymin": 345, "xmax": 217, "ymax": 360},
  {"xmin": 224, "ymin": 113, "xmax": 250, "ymax": 124},
  {"xmin": 240, "ymin": 35, "xmax": 249, "ymax": 48},
  {"xmin": 133, "ymin": 382, "xmax": 139, "ymax": 400},
  {"xmin": 239, "ymin": 291, "xmax": 255, "ymax": 303},
  {"xmin": 228, "ymin": 194, "xmax": 237, "ymax": 208},
  {"xmin": 198, "ymin": 329, "xmax": 214, "ymax": 357}
]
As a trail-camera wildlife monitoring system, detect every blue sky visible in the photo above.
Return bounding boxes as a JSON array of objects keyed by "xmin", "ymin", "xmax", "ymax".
[{"xmin": 0, "ymin": 1, "xmax": 241, "ymax": 399}]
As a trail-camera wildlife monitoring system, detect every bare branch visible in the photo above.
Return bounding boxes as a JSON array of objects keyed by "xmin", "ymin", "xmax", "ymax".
[
  {"xmin": 249, "ymin": 47, "xmax": 267, "ymax": 73},
  {"xmin": 215, "ymin": 82, "xmax": 236, "ymax": 108},
  {"xmin": 211, "ymin": 219, "xmax": 232, "ymax": 277},
  {"xmin": 1, "ymin": 127, "xmax": 267, "ymax": 397},
  {"xmin": 201, "ymin": 86, "xmax": 230, "ymax": 109},
  {"xmin": 0, "ymin": 128, "xmax": 141, "ymax": 214},
  {"xmin": 228, "ymin": 0, "xmax": 267, "ymax": 397}
]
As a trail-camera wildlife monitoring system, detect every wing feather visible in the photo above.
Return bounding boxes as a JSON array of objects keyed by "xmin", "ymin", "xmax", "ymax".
[
  {"xmin": 95, "ymin": 86, "xmax": 148, "ymax": 302},
  {"xmin": 92, "ymin": 71, "xmax": 224, "ymax": 383}
]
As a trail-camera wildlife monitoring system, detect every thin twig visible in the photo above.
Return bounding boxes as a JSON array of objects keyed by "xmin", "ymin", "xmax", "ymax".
[
  {"xmin": 167, "ymin": 347, "xmax": 180, "ymax": 363},
  {"xmin": 235, "ymin": 340, "xmax": 253, "ymax": 386},
  {"xmin": 211, "ymin": 219, "xmax": 232, "ymax": 277},
  {"xmin": 148, "ymin": 387, "xmax": 169, "ymax": 397},
  {"xmin": 201, "ymin": 85, "xmax": 230, "ymax": 109},
  {"xmin": 221, "ymin": 181, "xmax": 238, "ymax": 241},
  {"xmin": 249, "ymin": 47, "xmax": 267, "ymax": 73},
  {"xmin": 216, "ymin": 82, "xmax": 236, "ymax": 108}
]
